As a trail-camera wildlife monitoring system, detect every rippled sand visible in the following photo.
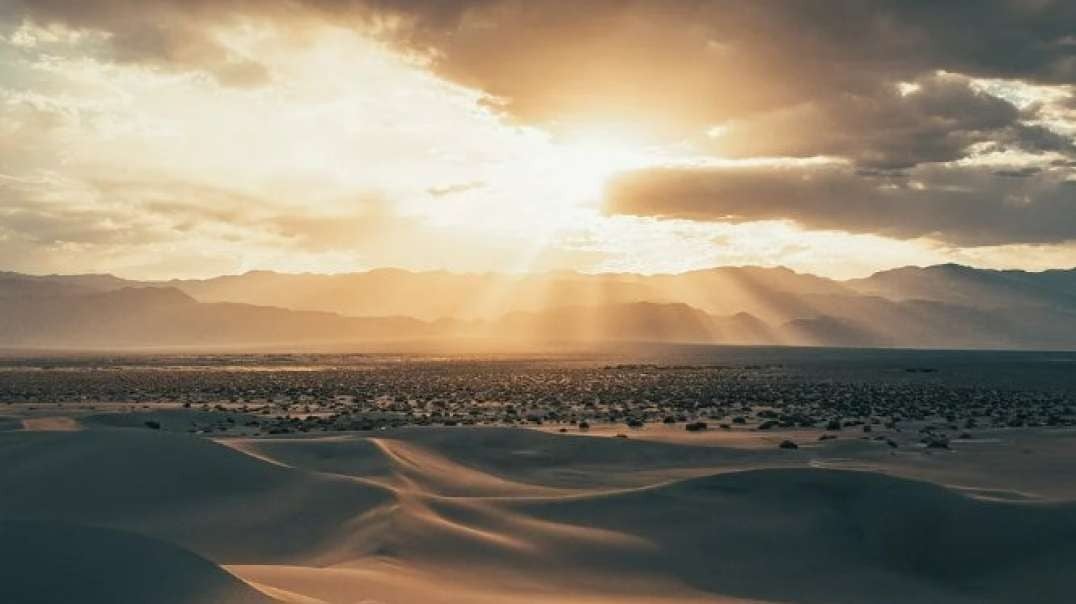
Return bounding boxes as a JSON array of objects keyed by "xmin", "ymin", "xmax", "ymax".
[{"xmin": 2, "ymin": 410, "xmax": 1075, "ymax": 603}]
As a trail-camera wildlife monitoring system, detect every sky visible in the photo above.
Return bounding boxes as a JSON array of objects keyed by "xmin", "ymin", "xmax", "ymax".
[{"xmin": 0, "ymin": 1, "xmax": 1074, "ymax": 280}]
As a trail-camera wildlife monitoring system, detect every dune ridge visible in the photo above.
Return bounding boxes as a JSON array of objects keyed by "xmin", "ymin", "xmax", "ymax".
[{"xmin": 2, "ymin": 419, "xmax": 1075, "ymax": 603}]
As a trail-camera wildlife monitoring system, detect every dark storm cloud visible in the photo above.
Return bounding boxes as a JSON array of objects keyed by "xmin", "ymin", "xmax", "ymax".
[
  {"xmin": 994, "ymin": 167, "xmax": 1043, "ymax": 178},
  {"xmin": 604, "ymin": 163, "xmax": 1076, "ymax": 246},
  {"xmin": 712, "ymin": 73, "xmax": 1069, "ymax": 170},
  {"xmin": 6, "ymin": 1, "xmax": 1073, "ymax": 96},
  {"xmin": 351, "ymin": 1, "xmax": 1075, "ymax": 149}
]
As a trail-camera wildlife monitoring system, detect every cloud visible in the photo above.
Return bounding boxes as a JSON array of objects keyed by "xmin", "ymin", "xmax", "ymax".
[
  {"xmin": 260, "ymin": 202, "xmax": 429, "ymax": 254},
  {"xmin": 358, "ymin": 1, "xmax": 1076, "ymax": 146},
  {"xmin": 0, "ymin": 1, "xmax": 273, "ymax": 87},
  {"xmin": 0, "ymin": 175, "xmax": 443, "ymax": 256},
  {"xmin": 0, "ymin": 173, "xmax": 550, "ymax": 277},
  {"xmin": 0, "ymin": 175, "xmax": 276, "ymax": 248},
  {"xmin": 604, "ymin": 162, "xmax": 1076, "ymax": 246},
  {"xmin": 710, "ymin": 73, "xmax": 1074, "ymax": 170},
  {"xmin": 426, "ymin": 180, "xmax": 485, "ymax": 197},
  {"xmin": 4, "ymin": 1, "xmax": 1072, "ymax": 164},
  {"xmin": 2, "ymin": 0, "xmax": 1075, "ymax": 270},
  {"xmin": 993, "ymin": 167, "xmax": 1043, "ymax": 178}
]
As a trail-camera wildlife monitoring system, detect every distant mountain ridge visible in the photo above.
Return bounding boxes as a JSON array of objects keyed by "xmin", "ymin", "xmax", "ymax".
[
  {"xmin": 1, "ymin": 264, "xmax": 1074, "ymax": 350},
  {"xmin": 845, "ymin": 264, "xmax": 1076, "ymax": 310},
  {"xmin": 0, "ymin": 285, "xmax": 435, "ymax": 348}
]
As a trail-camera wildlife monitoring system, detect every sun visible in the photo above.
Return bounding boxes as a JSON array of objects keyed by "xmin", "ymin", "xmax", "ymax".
[{"xmin": 538, "ymin": 129, "xmax": 660, "ymax": 204}]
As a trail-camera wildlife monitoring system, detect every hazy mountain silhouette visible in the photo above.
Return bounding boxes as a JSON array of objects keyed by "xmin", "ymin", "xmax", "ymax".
[
  {"xmin": 164, "ymin": 269, "xmax": 662, "ymax": 322},
  {"xmin": 0, "ymin": 271, "xmax": 132, "ymax": 295},
  {"xmin": 781, "ymin": 315, "xmax": 892, "ymax": 348},
  {"xmin": 495, "ymin": 302, "xmax": 720, "ymax": 343},
  {"xmin": 846, "ymin": 264, "xmax": 1076, "ymax": 310},
  {"xmin": 2, "ymin": 264, "xmax": 1075, "ymax": 349},
  {"xmin": 0, "ymin": 286, "xmax": 436, "ymax": 348},
  {"xmin": 711, "ymin": 312, "xmax": 780, "ymax": 346},
  {"xmin": 148, "ymin": 266, "xmax": 853, "ymax": 323}
]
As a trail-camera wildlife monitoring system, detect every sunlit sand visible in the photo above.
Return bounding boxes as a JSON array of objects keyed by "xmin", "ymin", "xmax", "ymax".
[{"xmin": 3, "ymin": 358, "xmax": 1075, "ymax": 604}]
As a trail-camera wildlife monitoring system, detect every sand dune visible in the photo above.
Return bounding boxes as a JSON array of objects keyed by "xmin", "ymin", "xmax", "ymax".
[
  {"xmin": 2, "ymin": 420, "xmax": 1075, "ymax": 603},
  {"xmin": 227, "ymin": 435, "xmax": 569, "ymax": 497},
  {"xmin": 0, "ymin": 521, "xmax": 274, "ymax": 604},
  {"xmin": 506, "ymin": 469, "xmax": 1076, "ymax": 604},
  {"xmin": 229, "ymin": 561, "xmax": 733, "ymax": 604},
  {"xmin": 225, "ymin": 428, "xmax": 740, "ymax": 495},
  {"xmin": 20, "ymin": 416, "xmax": 81, "ymax": 431},
  {"xmin": 0, "ymin": 429, "xmax": 394, "ymax": 564}
]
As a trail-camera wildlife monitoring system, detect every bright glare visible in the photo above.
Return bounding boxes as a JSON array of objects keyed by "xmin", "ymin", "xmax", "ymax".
[{"xmin": 548, "ymin": 134, "xmax": 658, "ymax": 201}]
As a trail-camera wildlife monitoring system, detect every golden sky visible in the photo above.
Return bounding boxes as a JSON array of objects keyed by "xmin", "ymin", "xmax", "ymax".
[{"xmin": 0, "ymin": 1, "xmax": 1074, "ymax": 279}]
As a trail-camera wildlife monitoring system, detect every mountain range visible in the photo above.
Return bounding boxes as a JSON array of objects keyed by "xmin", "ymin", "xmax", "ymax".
[{"xmin": 1, "ymin": 264, "xmax": 1075, "ymax": 350}]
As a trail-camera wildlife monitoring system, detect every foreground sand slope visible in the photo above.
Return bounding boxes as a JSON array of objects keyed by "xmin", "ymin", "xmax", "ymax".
[
  {"xmin": 0, "ymin": 428, "xmax": 393, "ymax": 563},
  {"xmin": 0, "ymin": 521, "xmax": 275, "ymax": 604},
  {"xmin": 2, "ymin": 420, "xmax": 1075, "ymax": 603}
]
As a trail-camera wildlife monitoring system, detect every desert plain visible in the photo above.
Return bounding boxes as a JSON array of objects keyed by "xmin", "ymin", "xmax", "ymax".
[{"xmin": 1, "ymin": 348, "xmax": 1075, "ymax": 603}]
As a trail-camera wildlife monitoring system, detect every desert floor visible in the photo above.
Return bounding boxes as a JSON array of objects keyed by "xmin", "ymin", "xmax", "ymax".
[{"xmin": 2, "ymin": 408, "xmax": 1075, "ymax": 603}]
